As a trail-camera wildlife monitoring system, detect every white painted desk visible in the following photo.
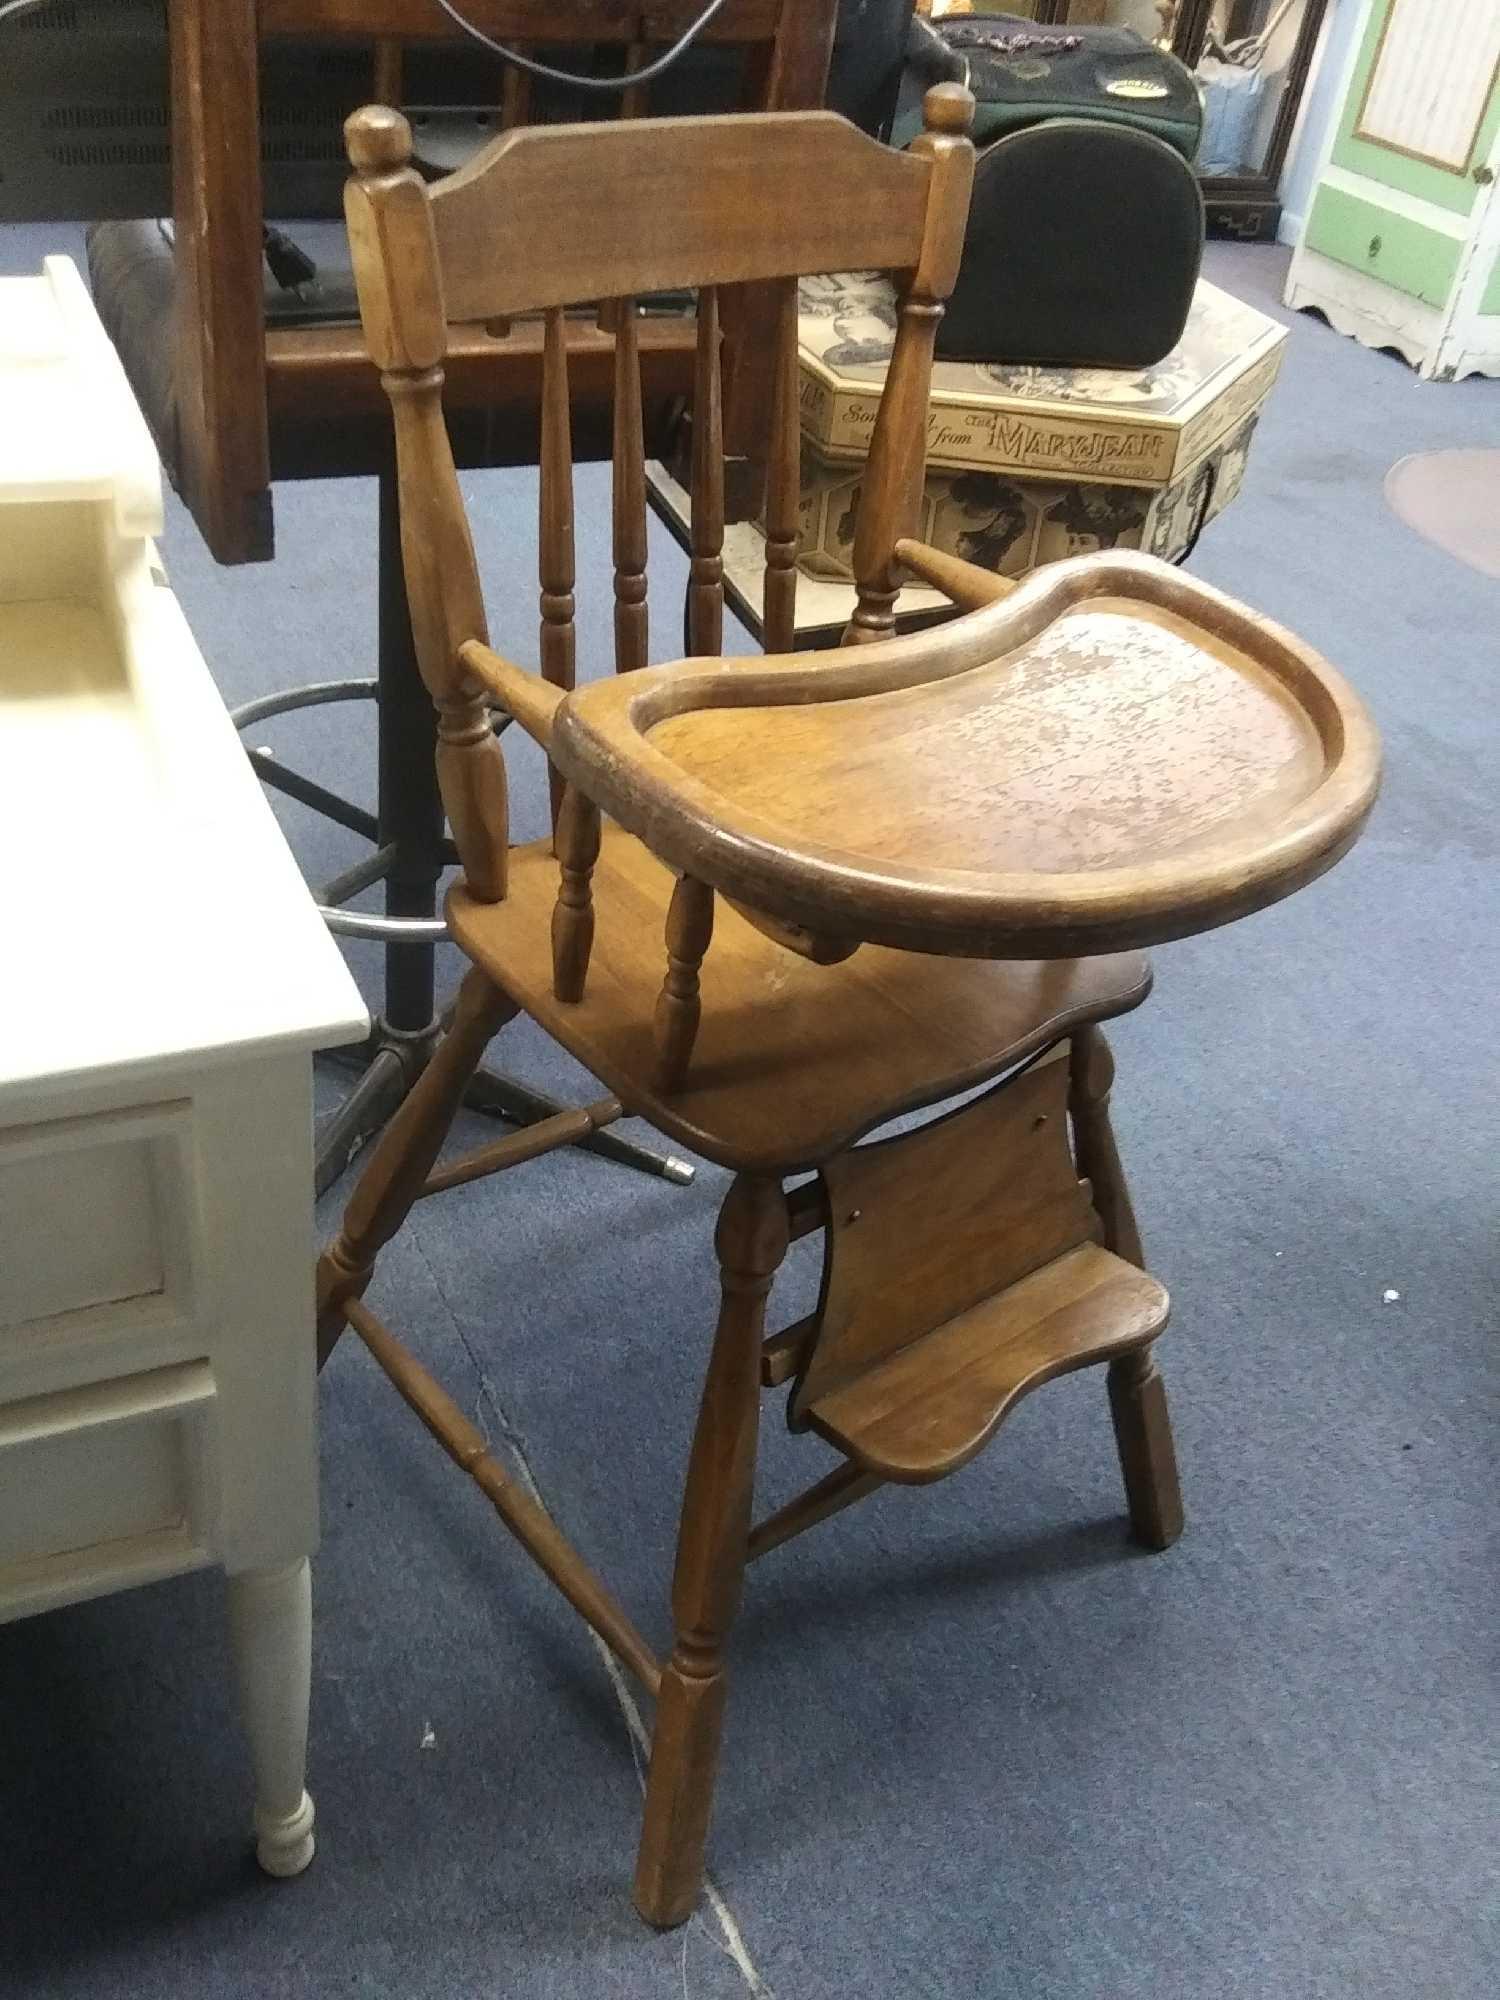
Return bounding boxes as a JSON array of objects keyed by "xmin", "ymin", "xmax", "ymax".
[{"xmin": 0, "ymin": 259, "xmax": 368, "ymax": 1875}]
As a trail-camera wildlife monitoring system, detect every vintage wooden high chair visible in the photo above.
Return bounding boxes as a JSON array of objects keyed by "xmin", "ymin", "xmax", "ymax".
[{"xmin": 316, "ymin": 88, "xmax": 1381, "ymax": 1927}]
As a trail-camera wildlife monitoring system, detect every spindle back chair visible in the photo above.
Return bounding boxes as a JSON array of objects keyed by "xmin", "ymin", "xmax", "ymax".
[{"xmin": 318, "ymin": 87, "xmax": 1380, "ymax": 1932}]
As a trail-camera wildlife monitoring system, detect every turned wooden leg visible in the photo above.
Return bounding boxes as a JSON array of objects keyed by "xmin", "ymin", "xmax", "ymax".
[
  {"xmin": 227, "ymin": 1558, "xmax": 316, "ymax": 1879},
  {"xmin": 652, "ymin": 876, "xmax": 714, "ymax": 1095},
  {"xmin": 1071, "ymin": 1027, "xmax": 1184, "ymax": 1548},
  {"xmin": 1068, "ymin": 1025, "xmax": 1144, "ymax": 1267},
  {"xmin": 634, "ymin": 1174, "xmax": 788, "ymax": 1928},
  {"xmin": 551, "ymin": 784, "xmax": 600, "ymax": 1003},
  {"xmin": 316, "ymin": 967, "xmax": 516, "ymax": 1365},
  {"xmin": 1108, "ymin": 1349, "xmax": 1184, "ymax": 1551}
]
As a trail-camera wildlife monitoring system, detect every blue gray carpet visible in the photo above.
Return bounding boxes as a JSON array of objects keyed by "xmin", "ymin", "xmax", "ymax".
[{"xmin": 1, "ymin": 225, "xmax": 1497, "ymax": 1999}]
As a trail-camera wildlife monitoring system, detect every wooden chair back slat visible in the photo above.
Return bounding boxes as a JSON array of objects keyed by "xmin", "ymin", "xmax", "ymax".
[
  {"xmin": 430, "ymin": 114, "xmax": 933, "ymax": 322},
  {"xmin": 611, "ymin": 299, "xmax": 650, "ymax": 675},
  {"xmin": 687, "ymin": 285, "xmax": 725, "ymax": 659},
  {"xmin": 761, "ymin": 275, "xmax": 801, "ymax": 658},
  {"xmin": 540, "ymin": 304, "xmax": 578, "ymax": 831}
]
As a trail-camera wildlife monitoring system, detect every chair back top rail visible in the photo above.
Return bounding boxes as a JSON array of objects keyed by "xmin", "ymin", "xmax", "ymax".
[{"xmin": 427, "ymin": 112, "xmax": 938, "ymax": 322}]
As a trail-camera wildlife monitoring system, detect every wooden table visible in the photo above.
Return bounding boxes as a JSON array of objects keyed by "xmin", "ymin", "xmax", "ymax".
[{"xmin": 0, "ymin": 259, "xmax": 367, "ymax": 1876}]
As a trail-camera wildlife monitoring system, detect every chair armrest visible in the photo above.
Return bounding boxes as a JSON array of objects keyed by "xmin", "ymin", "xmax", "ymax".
[
  {"xmin": 895, "ymin": 537, "xmax": 1021, "ymax": 610},
  {"xmin": 459, "ymin": 639, "xmax": 563, "ymax": 749}
]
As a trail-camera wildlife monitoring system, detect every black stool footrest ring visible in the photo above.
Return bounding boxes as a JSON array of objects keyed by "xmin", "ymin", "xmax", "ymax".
[{"xmin": 232, "ymin": 676, "xmax": 453, "ymax": 944}]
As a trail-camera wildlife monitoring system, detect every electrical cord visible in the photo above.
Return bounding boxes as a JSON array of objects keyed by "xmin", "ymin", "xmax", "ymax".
[
  {"xmin": 429, "ymin": 0, "xmax": 731, "ymax": 94},
  {"xmin": 0, "ymin": 0, "xmax": 727, "ymax": 71}
]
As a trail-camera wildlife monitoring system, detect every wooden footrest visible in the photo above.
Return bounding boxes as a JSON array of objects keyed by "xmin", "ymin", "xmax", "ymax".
[{"xmin": 805, "ymin": 1244, "xmax": 1169, "ymax": 1484}]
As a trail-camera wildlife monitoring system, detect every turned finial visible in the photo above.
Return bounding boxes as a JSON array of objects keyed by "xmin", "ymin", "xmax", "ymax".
[
  {"xmin": 345, "ymin": 103, "xmax": 413, "ymax": 175},
  {"xmin": 922, "ymin": 81, "xmax": 976, "ymax": 136}
]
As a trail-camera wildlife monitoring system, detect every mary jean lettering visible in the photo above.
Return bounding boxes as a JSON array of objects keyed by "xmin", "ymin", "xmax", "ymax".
[
  {"xmin": 989, "ymin": 418, "xmax": 1168, "ymax": 474},
  {"xmin": 833, "ymin": 396, "xmax": 1171, "ymax": 478}
]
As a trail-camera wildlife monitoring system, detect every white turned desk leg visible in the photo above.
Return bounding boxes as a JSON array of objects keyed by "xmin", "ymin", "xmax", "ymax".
[{"xmin": 227, "ymin": 1558, "xmax": 316, "ymax": 1879}]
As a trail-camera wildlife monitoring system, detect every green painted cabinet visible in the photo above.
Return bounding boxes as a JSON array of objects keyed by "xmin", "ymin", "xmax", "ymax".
[{"xmin": 1284, "ymin": 0, "xmax": 1500, "ymax": 379}]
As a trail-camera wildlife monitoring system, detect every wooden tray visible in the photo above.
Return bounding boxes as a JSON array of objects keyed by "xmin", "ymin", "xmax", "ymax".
[{"xmin": 552, "ymin": 550, "xmax": 1381, "ymax": 960}]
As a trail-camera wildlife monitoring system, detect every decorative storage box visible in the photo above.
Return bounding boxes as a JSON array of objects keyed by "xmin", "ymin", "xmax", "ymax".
[{"xmin": 788, "ymin": 272, "xmax": 1288, "ymax": 583}]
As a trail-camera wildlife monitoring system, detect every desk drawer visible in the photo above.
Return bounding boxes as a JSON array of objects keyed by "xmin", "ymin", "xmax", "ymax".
[
  {"xmin": 0, "ymin": 1101, "xmax": 197, "ymax": 1343},
  {"xmin": 0, "ymin": 1361, "xmax": 216, "ymax": 1613}
]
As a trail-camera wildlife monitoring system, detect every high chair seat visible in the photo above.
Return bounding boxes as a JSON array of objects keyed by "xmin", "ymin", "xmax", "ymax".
[{"xmin": 448, "ymin": 826, "xmax": 1152, "ymax": 1174}]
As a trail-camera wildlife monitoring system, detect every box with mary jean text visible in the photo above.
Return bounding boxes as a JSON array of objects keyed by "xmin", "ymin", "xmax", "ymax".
[{"xmin": 786, "ymin": 272, "xmax": 1287, "ymax": 582}]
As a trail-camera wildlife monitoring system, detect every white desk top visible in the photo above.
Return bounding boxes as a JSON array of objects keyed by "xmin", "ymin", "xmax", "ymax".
[
  {"xmin": 0, "ymin": 260, "xmax": 367, "ymax": 1107},
  {"xmin": 0, "ymin": 258, "xmax": 161, "ymax": 539}
]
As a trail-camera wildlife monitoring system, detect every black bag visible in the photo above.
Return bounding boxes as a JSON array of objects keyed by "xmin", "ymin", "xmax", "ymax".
[{"xmin": 903, "ymin": 13, "xmax": 1205, "ymax": 368}]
